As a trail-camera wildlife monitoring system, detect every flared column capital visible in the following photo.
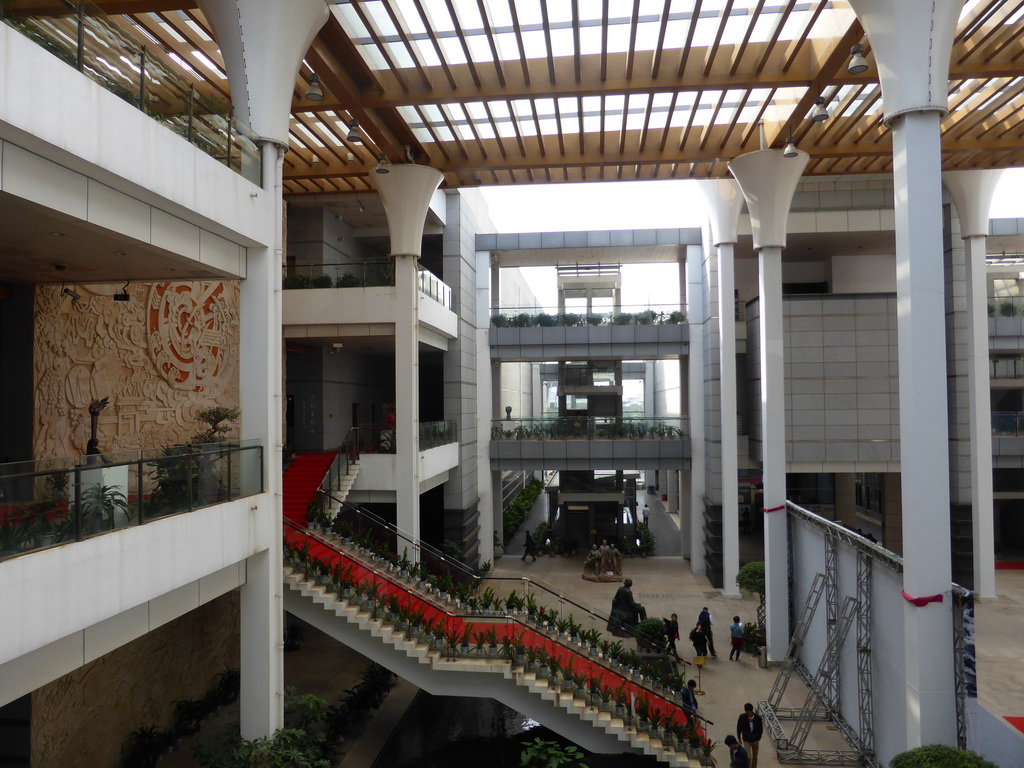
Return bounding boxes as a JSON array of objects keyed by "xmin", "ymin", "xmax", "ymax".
[
  {"xmin": 944, "ymin": 169, "xmax": 1004, "ymax": 239},
  {"xmin": 199, "ymin": 0, "xmax": 329, "ymax": 145},
  {"xmin": 728, "ymin": 149, "xmax": 809, "ymax": 251},
  {"xmin": 847, "ymin": 0, "xmax": 964, "ymax": 127},
  {"xmin": 371, "ymin": 164, "xmax": 444, "ymax": 258},
  {"xmin": 698, "ymin": 178, "xmax": 745, "ymax": 247}
]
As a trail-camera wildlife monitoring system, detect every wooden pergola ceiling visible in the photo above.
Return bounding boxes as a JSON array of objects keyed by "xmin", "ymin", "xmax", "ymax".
[{"xmin": 66, "ymin": 0, "xmax": 1024, "ymax": 195}]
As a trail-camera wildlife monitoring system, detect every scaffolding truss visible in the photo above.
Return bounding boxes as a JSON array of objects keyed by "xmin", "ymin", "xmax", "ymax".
[
  {"xmin": 856, "ymin": 550, "xmax": 875, "ymax": 759},
  {"xmin": 824, "ymin": 530, "xmax": 839, "ymax": 710},
  {"xmin": 765, "ymin": 573, "xmax": 826, "ymax": 713}
]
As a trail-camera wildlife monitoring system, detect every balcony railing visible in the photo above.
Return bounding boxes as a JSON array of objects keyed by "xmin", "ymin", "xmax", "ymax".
[
  {"xmin": 993, "ymin": 412, "xmax": 1024, "ymax": 436},
  {"xmin": 419, "ymin": 270, "xmax": 453, "ymax": 310},
  {"xmin": 0, "ymin": 441, "xmax": 263, "ymax": 561},
  {"xmin": 989, "ymin": 296, "xmax": 1024, "ymax": 317},
  {"xmin": 990, "ymin": 357, "xmax": 1024, "ymax": 379},
  {"xmin": 420, "ymin": 420, "xmax": 457, "ymax": 450},
  {"xmin": 284, "ymin": 259, "xmax": 396, "ymax": 290},
  {"xmin": 1, "ymin": 0, "xmax": 261, "ymax": 183},
  {"xmin": 491, "ymin": 304, "xmax": 685, "ymax": 328},
  {"xmin": 491, "ymin": 417, "xmax": 688, "ymax": 441}
]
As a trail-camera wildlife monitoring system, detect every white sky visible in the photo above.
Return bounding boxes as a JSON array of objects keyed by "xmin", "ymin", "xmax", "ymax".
[{"xmin": 479, "ymin": 170, "xmax": 1024, "ymax": 308}]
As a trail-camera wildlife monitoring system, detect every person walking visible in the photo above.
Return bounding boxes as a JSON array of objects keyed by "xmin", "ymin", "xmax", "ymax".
[
  {"xmin": 521, "ymin": 528, "xmax": 538, "ymax": 562},
  {"xmin": 697, "ymin": 606, "xmax": 718, "ymax": 657},
  {"xmin": 724, "ymin": 735, "xmax": 749, "ymax": 768},
  {"xmin": 729, "ymin": 615, "xmax": 744, "ymax": 661},
  {"xmin": 680, "ymin": 679, "xmax": 699, "ymax": 724},
  {"xmin": 663, "ymin": 613, "xmax": 680, "ymax": 656},
  {"xmin": 689, "ymin": 623, "xmax": 707, "ymax": 657},
  {"xmin": 735, "ymin": 703, "xmax": 763, "ymax": 768}
]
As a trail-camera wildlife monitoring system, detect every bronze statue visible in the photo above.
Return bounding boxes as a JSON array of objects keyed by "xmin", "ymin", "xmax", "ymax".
[
  {"xmin": 85, "ymin": 397, "xmax": 109, "ymax": 456},
  {"xmin": 584, "ymin": 539, "xmax": 623, "ymax": 582},
  {"xmin": 606, "ymin": 578, "xmax": 646, "ymax": 637}
]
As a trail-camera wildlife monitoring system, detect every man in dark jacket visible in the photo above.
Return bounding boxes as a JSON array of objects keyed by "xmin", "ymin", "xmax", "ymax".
[
  {"xmin": 735, "ymin": 702, "xmax": 763, "ymax": 768},
  {"xmin": 697, "ymin": 606, "xmax": 718, "ymax": 657},
  {"xmin": 521, "ymin": 528, "xmax": 538, "ymax": 562},
  {"xmin": 724, "ymin": 735, "xmax": 749, "ymax": 768}
]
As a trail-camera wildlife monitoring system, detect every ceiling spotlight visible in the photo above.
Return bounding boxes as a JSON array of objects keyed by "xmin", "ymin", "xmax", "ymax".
[
  {"xmin": 811, "ymin": 97, "xmax": 829, "ymax": 122},
  {"xmin": 305, "ymin": 73, "xmax": 323, "ymax": 102},
  {"xmin": 374, "ymin": 154, "xmax": 390, "ymax": 174},
  {"xmin": 848, "ymin": 44, "xmax": 868, "ymax": 75},
  {"xmin": 346, "ymin": 119, "xmax": 362, "ymax": 144},
  {"xmin": 783, "ymin": 137, "xmax": 799, "ymax": 158},
  {"xmin": 113, "ymin": 282, "xmax": 130, "ymax": 302}
]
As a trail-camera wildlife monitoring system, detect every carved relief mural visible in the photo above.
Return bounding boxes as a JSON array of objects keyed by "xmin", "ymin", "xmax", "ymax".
[
  {"xmin": 32, "ymin": 594, "xmax": 240, "ymax": 768},
  {"xmin": 33, "ymin": 281, "xmax": 240, "ymax": 459}
]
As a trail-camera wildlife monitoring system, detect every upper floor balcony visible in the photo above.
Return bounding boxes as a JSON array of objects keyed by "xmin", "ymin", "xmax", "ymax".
[
  {"xmin": 0, "ymin": 442, "xmax": 263, "ymax": 561},
  {"xmin": 349, "ymin": 421, "xmax": 460, "ymax": 500},
  {"xmin": 2, "ymin": 2, "xmax": 260, "ymax": 183},
  {"xmin": 283, "ymin": 261, "xmax": 457, "ymax": 349},
  {"xmin": 489, "ymin": 417, "xmax": 689, "ymax": 471},
  {"xmin": 490, "ymin": 304, "xmax": 688, "ymax": 362}
]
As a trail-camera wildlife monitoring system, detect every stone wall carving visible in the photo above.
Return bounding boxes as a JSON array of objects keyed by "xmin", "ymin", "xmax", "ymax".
[
  {"xmin": 31, "ymin": 594, "xmax": 240, "ymax": 768},
  {"xmin": 34, "ymin": 281, "xmax": 240, "ymax": 459}
]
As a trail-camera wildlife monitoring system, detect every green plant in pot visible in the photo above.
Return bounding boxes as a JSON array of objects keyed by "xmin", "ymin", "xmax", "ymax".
[{"xmin": 736, "ymin": 561, "xmax": 767, "ymax": 643}]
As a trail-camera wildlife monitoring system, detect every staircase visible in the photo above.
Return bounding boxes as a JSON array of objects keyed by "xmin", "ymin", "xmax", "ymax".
[
  {"xmin": 281, "ymin": 530, "xmax": 703, "ymax": 766},
  {"xmin": 283, "ymin": 451, "xmax": 359, "ymax": 525}
]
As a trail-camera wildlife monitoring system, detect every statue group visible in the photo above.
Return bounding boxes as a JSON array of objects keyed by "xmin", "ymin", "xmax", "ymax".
[{"xmin": 582, "ymin": 539, "xmax": 622, "ymax": 583}]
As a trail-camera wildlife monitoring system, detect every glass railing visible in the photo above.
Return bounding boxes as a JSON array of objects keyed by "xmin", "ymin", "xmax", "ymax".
[
  {"xmin": 0, "ymin": 0, "xmax": 261, "ymax": 183},
  {"xmin": 284, "ymin": 259, "xmax": 396, "ymax": 290},
  {"xmin": 491, "ymin": 417, "xmax": 688, "ymax": 441},
  {"xmin": 992, "ymin": 412, "xmax": 1024, "ymax": 436},
  {"xmin": 989, "ymin": 296, "xmax": 1024, "ymax": 317},
  {"xmin": 420, "ymin": 420, "xmax": 456, "ymax": 450},
  {"xmin": 283, "ymin": 520, "xmax": 708, "ymax": 742},
  {"xmin": 491, "ymin": 304, "xmax": 685, "ymax": 328},
  {"xmin": 0, "ymin": 441, "xmax": 263, "ymax": 561},
  {"xmin": 419, "ymin": 269, "xmax": 452, "ymax": 309},
  {"xmin": 990, "ymin": 357, "xmax": 1024, "ymax": 379},
  {"xmin": 354, "ymin": 423, "xmax": 397, "ymax": 454}
]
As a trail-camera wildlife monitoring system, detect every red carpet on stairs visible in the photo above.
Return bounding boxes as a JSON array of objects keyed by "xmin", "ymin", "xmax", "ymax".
[{"xmin": 283, "ymin": 452, "xmax": 337, "ymax": 525}]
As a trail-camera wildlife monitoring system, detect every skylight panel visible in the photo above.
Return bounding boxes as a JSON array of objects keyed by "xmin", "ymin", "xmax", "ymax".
[
  {"xmin": 331, "ymin": 3, "xmax": 370, "ymax": 39},
  {"xmin": 294, "ymin": 123, "xmax": 326, "ymax": 148},
  {"xmin": 550, "ymin": 27, "xmax": 574, "ymax": 58},
  {"xmin": 384, "ymin": 41, "xmax": 416, "ymax": 69},
  {"xmin": 546, "ymin": 0, "xmax": 574, "ymax": 25},
  {"xmin": 515, "ymin": 0, "xmax": 544, "ymax": 26},
  {"xmin": 182, "ymin": 18, "xmax": 212, "ymax": 42},
  {"xmin": 191, "ymin": 50, "xmax": 226, "ymax": 79},
  {"xmin": 485, "ymin": 0, "xmax": 513, "ymax": 28},
  {"xmin": 454, "ymin": 2, "xmax": 485, "ymax": 30},
  {"xmin": 411, "ymin": 39, "xmax": 442, "ymax": 67},
  {"xmin": 154, "ymin": 18, "xmax": 187, "ymax": 44},
  {"xmin": 720, "ymin": 8, "xmax": 753, "ymax": 46},
  {"xmin": 364, "ymin": 0, "xmax": 399, "ymax": 37},
  {"xmin": 394, "ymin": 0, "xmax": 428, "ymax": 34},
  {"xmin": 168, "ymin": 51, "xmax": 201, "ymax": 78},
  {"xmin": 634, "ymin": 21, "xmax": 663, "ymax": 52},
  {"xmin": 466, "ymin": 34, "xmax": 495, "ymax": 64},
  {"xmin": 579, "ymin": 25, "xmax": 602, "ymax": 55},
  {"xmin": 606, "ymin": 22, "xmax": 631, "ymax": 54},
  {"xmin": 439, "ymin": 35, "xmax": 468, "ymax": 65},
  {"xmin": 421, "ymin": 0, "xmax": 456, "ymax": 32},
  {"xmin": 521, "ymin": 29, "xmax": 549, "ymax": 59},
  {"xmin": 626, "ymin": 94, "xmax": 650, "ymax": 131}
]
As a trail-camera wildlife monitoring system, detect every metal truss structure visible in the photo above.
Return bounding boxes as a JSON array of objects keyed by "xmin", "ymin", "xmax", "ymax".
[
  {"xmin": 856, "ymin": 550, "xmax": 875, "ymax": 759},
  {"xmin": 951, "ymin": 587, "xmax": 971, "ymax": 750},
  {"xmin": 765, "ymin": 573, "xmax": 826, "ymax": 713},
  {"xmin": 824, "ymin": 530, "xmax": 839, "ymax": 710}
]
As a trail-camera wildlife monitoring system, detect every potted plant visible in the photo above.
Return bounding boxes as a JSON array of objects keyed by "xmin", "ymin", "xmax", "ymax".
[
  {"xmin": 613, "ymin": 685, "xmax": 628, "ymax": 718},
  {"xmin": 546, "ymin": 655, "xmax": 562, "ymax": 686},
  {"xmin": 700, "ymin": 738, "xmax": 718, "ymax": 766},
  {"xmin": 485, "ymin": 627, "xmax": 500, "ymax": 657},
  {"xmin": 636, "ymin": 698, "xmax": 650, "ymax": 731},
  {"xmin": 536, "ymin": 648, "xmax": 549, "ymax": 679}
]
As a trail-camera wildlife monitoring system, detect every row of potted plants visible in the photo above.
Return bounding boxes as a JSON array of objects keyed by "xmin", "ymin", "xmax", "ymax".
[
  {"xmin": 490, "ymin": 419, "xmax": 683, "ymax": 441},
  {"xmin": 491, "ymin": 310, "xmax": 686, "ymax": 327}
]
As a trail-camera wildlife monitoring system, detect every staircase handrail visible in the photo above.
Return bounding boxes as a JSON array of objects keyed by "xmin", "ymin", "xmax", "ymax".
[
  {"xmin": 314, "ymin": 431, "xmax": 360, "ymax": 501},
  {"xmin": 283, "ymin": 520, "xmax": 702, "ymax": 733},
  {"xmin": 322, "ymin": 491, "xmax": 480, "ymax": 587}
]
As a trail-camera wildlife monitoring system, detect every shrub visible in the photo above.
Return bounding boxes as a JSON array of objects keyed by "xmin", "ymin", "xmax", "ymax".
[
  {"xmin": 635, "ymin": 618, "xmax": 667, "ymax": 652},
  {"xmin": 736, "ymin": 562, "xmax": 765, "ymax": 596},
  {"xmin": 889, "ymin": 745, "xmax": 997, "ymax": 768},
  {"xmin": 311, "ymin": 274, "xmax": 334, "ymax": 289}
]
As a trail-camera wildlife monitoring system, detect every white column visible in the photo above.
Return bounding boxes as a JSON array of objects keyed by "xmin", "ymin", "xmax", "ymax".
[
  {"xmin": 686, "ymin": 244, "xmax": 707, "ymax": 573},
  {"xmin": 394, "ymin": 254, "xmax": 421, "ymax": 542},
  {"xmin": 945, "ymin": 169, "xmax": 1003, "ymax": 600},
  {"xmin": 667, "ymin": 470, "xmax": 679, "ymax": 516},
  {"xmin": 758, "ymin": 245, "xmax": 788, "ymax": 659},
  {"xmin": 476, "ymin": 249, "xmax": 495, "ymax": 564},
  {"xmin": 200, "ymin": 0, "xmax": 328, "ymax": 741},
  {"xmin": 718, "ymin": 242, "xmax": 740, "ymax": 597},
  {"xmin": 891, "ymin": 111, "xmax": 956, "ymax": 745},
  {"xmin": 371, "ymin": 164, "xmax": 444, "ymax": 544},
  {"xmin": 237, "ymin": 141, "xmax": 284, "ymax": 739},
  {"xmin": 728, "ymin": 148, "xmax": 808, "ymax": 660}
]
